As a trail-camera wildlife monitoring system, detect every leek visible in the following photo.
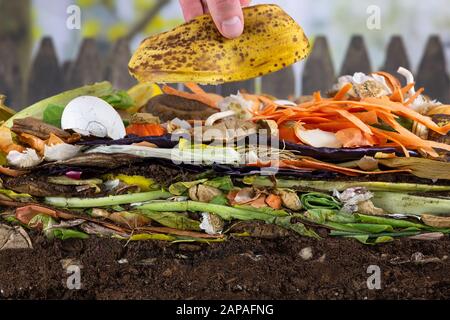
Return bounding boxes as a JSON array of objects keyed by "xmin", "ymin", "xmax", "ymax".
[
  {"xmin": 300, "ymin": 192, "xmax": 342, "ymax": 210},
  {"xmin": 243, "ymin": 176, "xmax": 450, "ymax": 192},
  {"xmin": 137, "ymin": 201, "xmax": 287, "ymax": 222},
  {"xmin": 372, "ymin": 192, "xmax": 450, "ymax": 216},
  {"xmin": 137, "ymin": 201, "xmax": 319, "ymax": 238},
  {"xmin": 45, "ymin": 190, "xmax": 172, "ymax": 208}
]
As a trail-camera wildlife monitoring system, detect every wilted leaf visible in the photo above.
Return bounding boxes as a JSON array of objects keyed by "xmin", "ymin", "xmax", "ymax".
[
  {"xmin": 274, "ymin": 215, "xmax": 320, "ymax": 239},
  {"xmin": 104, "ymin": 174, "xmax": 158, "ymax": 192},
  {"xmin": 204, "ymin": 176, "xmax": 234, "ymax": 192},
  {"xmin": 300, "ymin": 192, "xmax": 342, "ymax": 210},
  {"xmin": 169, "ymin": 179, "xmax": 208, "ymax": 196},
  {"xmin": 379, "ymin": 157, "xmax": 450, "ymax": 180},
  {"xmin": 188, "ymin": 184, "xmax": 222, "ymax": 203},
  {"xmin": 101, "ymin": 91, "xmax": 135, "ymax": 110},
  {"xmin": 50, "ymin": 228, "xmax": 89, "ymax": 240},
  {"xmin": 139, "ymin": 210, "xmax": 201, "ymax": 231},
  {"xmin": 108, "ymin": 211, "xmax": 151, "ymax": 229},
  {"xmin": 128, "ymin": 233, "xmax": 176, "ymax": 242},
  {"xmin": 421, "ymin": 214, "xmax": 450, "ymax": 228}
]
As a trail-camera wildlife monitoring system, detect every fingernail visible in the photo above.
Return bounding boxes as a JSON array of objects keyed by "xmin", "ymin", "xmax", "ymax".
[{"xmin": 221, "ymin": 16, "xmax": 243, "ymax": 39}]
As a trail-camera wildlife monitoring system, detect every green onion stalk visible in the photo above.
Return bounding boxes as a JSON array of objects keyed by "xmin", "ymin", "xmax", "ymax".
[{"xmin": 45, "ymin": 190, "xmax": 172, "ymax": 208}]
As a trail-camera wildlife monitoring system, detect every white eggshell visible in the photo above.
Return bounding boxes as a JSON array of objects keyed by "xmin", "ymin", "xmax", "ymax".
[
  {"xmin": 61, "ymin": 96, "xmax": 126, "ymax": 140},
  {"xmin": 295, "ymin": 128, "xmax": 342, "ymax": 148}
]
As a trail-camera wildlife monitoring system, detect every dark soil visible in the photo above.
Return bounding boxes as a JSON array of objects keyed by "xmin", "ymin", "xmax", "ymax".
[{"xmin": 1, "ymin": 232, "xmax": 449, "ymax": 300}]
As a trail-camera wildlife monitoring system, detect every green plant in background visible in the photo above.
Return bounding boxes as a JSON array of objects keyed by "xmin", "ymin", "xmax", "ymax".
[{"xmin": 69, "ymin": 0, "xmax": 181, "ymax": 42}]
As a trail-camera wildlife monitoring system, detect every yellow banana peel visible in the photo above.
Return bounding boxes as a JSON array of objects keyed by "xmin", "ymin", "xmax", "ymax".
[
  {"xmin": 129, "ymin": 4, "xmax": 310, "ymax": 85},
  {"xmin": 126, "ymin": 82, "xmax": 162, "ymax": 114}
]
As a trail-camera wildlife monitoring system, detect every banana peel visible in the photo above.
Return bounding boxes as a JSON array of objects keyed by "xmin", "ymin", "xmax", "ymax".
[{"xmin": 129, "ymin": 4, "xmax": 310, "ymax": 85}]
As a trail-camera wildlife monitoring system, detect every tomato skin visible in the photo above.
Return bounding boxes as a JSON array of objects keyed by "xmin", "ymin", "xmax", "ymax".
[
  {"xmin": 126, "ymin": 124, "xmax": 166, "ymax": 137},
  {"xmin": 278, "ymin": 121, "xmax": 300, "ymax": 143}
]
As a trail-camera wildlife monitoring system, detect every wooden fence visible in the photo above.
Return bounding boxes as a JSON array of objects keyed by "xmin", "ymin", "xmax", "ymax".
[{"xmin": 1, "ymin": 34, "xmax": 449, "ymax": 111}]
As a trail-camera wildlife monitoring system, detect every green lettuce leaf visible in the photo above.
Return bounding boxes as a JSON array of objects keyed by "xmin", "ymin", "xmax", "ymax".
[
  {"xmin": 43, "ymin": 104, "xmax": 65, "ymax": 128},
  {"xmin": 304, "ymin": 209, "xmax": 355, "ymax": 224},
  {"xmin": 204, "ymin": 176, "xmax": 234, "ymax": 191},
  {"xmin": 209, "ymin": 195, "xmax": 230, "ymax": 206},
  {"xmin": 51, "ymin": 228, "xmax": 89, "ymax": 240},
  {"xmin": 101, "ymin": 91, "xmax": 135, "ymax": 110},
  {"xmin": 301, "ymin": 192, "xmax": 342, "ymax": 210}
]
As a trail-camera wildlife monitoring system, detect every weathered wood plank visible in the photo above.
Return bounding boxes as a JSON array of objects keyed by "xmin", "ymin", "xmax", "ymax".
[
  {"xmin": 200, "ymin": 85, "xmax": 221, "ymax": 94},
  {"xmin": 62, "ymin": 60, "xmax": 72, "ymax": 84},
  {"xmin": 261, "ymin": 66, "xmax": 295, "ymax": 99},
  {"xmin": 221, "ymin": 80, "xmax": 255, "ymax": 96},
  {"xmin": 0, "ymin": 39, "xmax": 23, "ymax": 109},
  {"xmin": 416, "ymin": 35, "xmax": 450, "ymax": 103},
  {"xmin": 340, "ymin": 35, "xmax": 371, "ymax": 76},
  {"xmin": 104, "ymin": 38, "xmax": 136, "ymax": 90},
  {"xmin": 302, "ymin": 36, "xmax": 335, "ymax": 95},
  {"xmin": 26, "ymin": 37, "xmax": 63, "ymax": 105},
  {"xmin": 381, "ymin": 36, "xmax": 410, "ymax": 86},
  {"xmin": 66, "ymin": 39, "xmax": 103, "ymax": 89}
]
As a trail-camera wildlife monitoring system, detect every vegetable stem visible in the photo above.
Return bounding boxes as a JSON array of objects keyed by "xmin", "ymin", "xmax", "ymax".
[
  {"xmin": 137, "ymin": 201, "xmax": 288, "ymax": 222},
  {"xmin": 45, "ymin": 191, "xmax": 172, "ymax": 208},
  {"xmin": 245, "ymin": 176, "xmax": 450, "ymax": 193}
]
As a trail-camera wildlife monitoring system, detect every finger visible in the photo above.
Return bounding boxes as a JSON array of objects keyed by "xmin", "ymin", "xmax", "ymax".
[
  {"xmin": 179, "ymin": 0, "xmax": 205, "ymax": 21},
  {"xmin": 206, "ymin": 0, "xmax": 245, "ymax": 39},
  {"xmin": 205, "ymin": 0, "xmax": 249, "ymax": 13},
  {"xmin": 201, "ymin": 0, "xmax": 210, "ymax": 13}
]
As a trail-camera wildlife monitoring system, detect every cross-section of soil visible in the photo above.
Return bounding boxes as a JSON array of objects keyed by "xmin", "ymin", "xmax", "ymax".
[{"xmin": 0, "ymin": 233, "xmax": 449, "ymax": 299}]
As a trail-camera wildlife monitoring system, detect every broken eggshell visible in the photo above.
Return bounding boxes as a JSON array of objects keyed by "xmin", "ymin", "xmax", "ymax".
[
  {"xmin": 61, "ymin": 96, "xmax": 126, "ymax": 140},
  {"xmin": 200, "ymin": 212, "xmax": 224, "ymax": 235},
  {"xmin": 44, "ymin": 143, "xmax": 82, "ymax": 161},
  {"xmin": 7, "ymin": 148, "xmax": 42, "ymax": 168},
  {"xmin": 295, "ymin": 124, "xmax": 342, "ymax": 148}
]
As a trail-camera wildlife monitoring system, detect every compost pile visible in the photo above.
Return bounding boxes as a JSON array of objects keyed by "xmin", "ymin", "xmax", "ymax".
[{"xmin": 1, "ymin": 4, "xmax": 450, "ymax": 247}]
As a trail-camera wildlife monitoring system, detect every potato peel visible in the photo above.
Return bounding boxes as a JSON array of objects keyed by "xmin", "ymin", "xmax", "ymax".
[{"xmin": 129, "ymin": 4, "xmax": 310, "ymax": 84}]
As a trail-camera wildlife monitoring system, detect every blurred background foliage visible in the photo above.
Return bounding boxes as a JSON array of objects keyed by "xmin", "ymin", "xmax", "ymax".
[{"xmin": 0, "ymin": 0, "xmax": 449, "ymax": 73}]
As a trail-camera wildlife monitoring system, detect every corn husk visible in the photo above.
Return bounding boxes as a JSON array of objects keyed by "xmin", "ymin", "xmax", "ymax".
[{"xmin": 129, "ymin": 5, "xmax": 310, "ymax": 84}]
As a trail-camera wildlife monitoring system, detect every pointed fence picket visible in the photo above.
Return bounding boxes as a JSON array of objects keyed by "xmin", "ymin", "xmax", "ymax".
[{"xmin": 0, "ymin": 35, "xmax": 449, "ymax": 111}]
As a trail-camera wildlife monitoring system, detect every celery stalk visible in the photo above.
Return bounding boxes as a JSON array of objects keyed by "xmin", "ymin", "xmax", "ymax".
[
  {"xmin": 244, "ymin": 176, "xmax": 450, "ymax": 193},
  {"xmin": 138, "ymin": 201, "xmax": 288, "ymax": 222},
  {"xmin": 372, "ymin": 192, "xmax": 450, "ymax": 216},
  {"xmin": 45, "ymin": 190, "xmax": 172, "ymax": 208}
]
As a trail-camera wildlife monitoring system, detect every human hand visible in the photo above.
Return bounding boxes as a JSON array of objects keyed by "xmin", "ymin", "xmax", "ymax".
[{"xmin": 179, "ymin": 0, "xmax": 251, "ymax": 39}]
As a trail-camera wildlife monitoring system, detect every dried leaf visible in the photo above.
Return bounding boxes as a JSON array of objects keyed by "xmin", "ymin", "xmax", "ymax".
[{"xmin": 421, "ymin": 214, "xmax": 450, "ymax": 228}]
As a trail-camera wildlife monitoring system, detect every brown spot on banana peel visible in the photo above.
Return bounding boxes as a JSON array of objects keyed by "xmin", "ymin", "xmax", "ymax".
[{"xmin": 129, "ymin": 4, "xmax": 310, "ymax": 84}]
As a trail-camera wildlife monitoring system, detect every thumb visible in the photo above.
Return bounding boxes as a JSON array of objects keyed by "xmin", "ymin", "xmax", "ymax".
[{"xmin": 206, "ymin": 0, "xmax": 245, "ymax": 39}]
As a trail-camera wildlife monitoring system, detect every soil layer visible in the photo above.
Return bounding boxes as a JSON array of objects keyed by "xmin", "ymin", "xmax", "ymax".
[{"xmin": 1, "ymin": 232, "xmax": 449, "ymax": 300}]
